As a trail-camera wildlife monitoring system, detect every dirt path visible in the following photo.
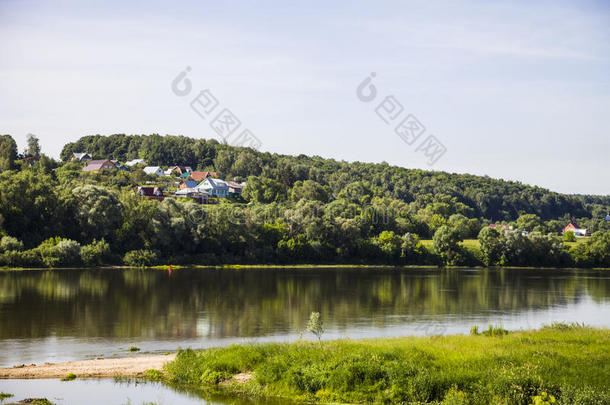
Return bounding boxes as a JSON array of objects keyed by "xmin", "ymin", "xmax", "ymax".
[{"xmin": 0, "ymin": 354, "xmax": 175, "ymax": 379}]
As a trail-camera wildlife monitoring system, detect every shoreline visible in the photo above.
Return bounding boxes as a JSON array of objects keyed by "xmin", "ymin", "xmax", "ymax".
[
  {"xmin": 0, "ymin": 354, "xmax": 175, "ymax": 379},
  {"xmin": 1, "ymin": 264, "xmax": 610, "ymax": 271}
]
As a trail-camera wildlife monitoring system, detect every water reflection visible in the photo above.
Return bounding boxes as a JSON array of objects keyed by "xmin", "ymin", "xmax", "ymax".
[
  {"xmin": 0, "ymin": 378, "xmax": 280, "ymax": 405},
  {"xmin": 0, "ymin": 267, "xmax": 609, "ymax": 366}
]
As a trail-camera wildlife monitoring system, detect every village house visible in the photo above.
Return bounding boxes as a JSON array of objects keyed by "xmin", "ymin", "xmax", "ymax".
[
  {"xmin": 137, "ymin": 186, "xmax": 164, "ymax": 201},
  {"xmin": 226, "ymin": 181, "xmax": 245, "ymax": 196},
  {"xmin": 165, "ymin": 166, "xmax": 193, "ymax": 176},
  {"xmin": 70, "ymin": 152, "xmax": 92, "ymax": 162},
  {"xmin": 82, "ymin": 159, "xmax": 116, "ymax": 172},
  {"xmin": 143, "ymin": 166, "xmax": 165, "ymax": 176},
  {"xmin": 563, "ymin": 220, "xmax": 588, "ymax": 237},
  {"xmin": 196, "ymin": 178, "xmax": 228, "ymax": 197},
  {"xmin": 189, "ymin": 171, "xmax": 217, "ymax": 182},
  {"xmin": 175, "ymin": 187, "xmax": 209, "ymax": 203},
  {"xmin": 125, "ymin": 158, "xmax": 147, "ymax": 166}
]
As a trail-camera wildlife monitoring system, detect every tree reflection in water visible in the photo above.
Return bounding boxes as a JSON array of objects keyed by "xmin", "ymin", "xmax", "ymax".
[{"xmin": 0, "ymin": 267, "xmax": 608, "ymax": 341}]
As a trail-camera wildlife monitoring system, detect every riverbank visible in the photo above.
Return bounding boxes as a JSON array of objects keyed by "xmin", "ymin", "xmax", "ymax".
[
  {"xmin": 2, "ymin": 263, "xmax": 610, "ymax": 271},
  {"xmin": 163, "ymin": 325, "xmax": 610, "ymax": 404},
  {"xmin": 0, "ymin": 354, "xmax": 174, "ymax": 379}
]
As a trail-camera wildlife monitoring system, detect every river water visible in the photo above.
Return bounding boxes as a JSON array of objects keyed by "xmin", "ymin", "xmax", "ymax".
[{"xmin": 0, "ymin": 267, "xmax": 609, "ymax": 403}]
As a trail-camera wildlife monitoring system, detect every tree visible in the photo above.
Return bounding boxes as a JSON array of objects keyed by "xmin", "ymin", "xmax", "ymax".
[
  {"xmin": 291, "ymin": 180, "xmax": 331, "ymax": 203},
  {"xmin": 0, "ymin": 135, "xmax": 18, "ymax": 171},
  {"xmin": 26, "ymin": 134, "xmax": 41, "ymax": 158},
  {"xmin": 478, "ymin": 227, "xmax": 503, "ymax": 266},
  {"xmin": 70, "ymin": 185, "xmax": 124, "ymax": 242},
  {"xmin": 516, "ymin": 214, "xmax": 542, "ymax": 232},
  {"xmin": 564, "ymin": 231, "xmax": 576, "ymax": 242},
  {"xmin": 242, "ymin": 176, "xmax": 286, "ymax": 203},
  {"xmin": 433, "ymin": 225, "xmax": 462, "ymax": 265}
]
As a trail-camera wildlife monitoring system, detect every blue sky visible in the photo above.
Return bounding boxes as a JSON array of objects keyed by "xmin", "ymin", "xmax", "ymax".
[{"xmin": 0, "ymin": 0, "xmax": 608, "ymax": 194}]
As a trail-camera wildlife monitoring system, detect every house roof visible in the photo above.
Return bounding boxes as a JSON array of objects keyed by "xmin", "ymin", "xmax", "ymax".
[
  {"xmin": 181, "ymin": 180, "xmax": 197, "ymax": 188},
  {"xmin": 83, "ymin": 160, "xmax": 114, "ymax": 171},
  {"xmin": 137, "ymin": 186, "xmax": 163, "ymax": 196},
  {"xmin": 72, "ymin": 152, "xmax": 91, "ymax": 159},
  {"xmin": 143, "ymin": 166, "xmax": 163, "ymax": 174},
  {"xmin": 198, "ymin": 178, "xmax": 228, "ymax": 189},
  {"xmin": 126, "ymin": 159, "xmax": 147, "ymax": 166},
  {"xmin": 226, "ymin": 181, "xmax": 245, "ymax": 189},
  {"xmin": 190, "ymin": 171, "xmax": 217, "ymax": 181}
]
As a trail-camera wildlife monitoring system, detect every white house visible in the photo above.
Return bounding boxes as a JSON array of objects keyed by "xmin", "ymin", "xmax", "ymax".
[
  {"xmin": 143, "ymin": 166, "xmax": 165, "ymax": 176},
  {"xmin": 71, "ymin": 152, "xmax": 92, "ymax": 162},
  {"xmin": 196, "ymin": 178, "xmax": 229, "ymax": 197},
  {"xmin": 126, "ymin": 159, "xmax": 147, "ymax": 167}
]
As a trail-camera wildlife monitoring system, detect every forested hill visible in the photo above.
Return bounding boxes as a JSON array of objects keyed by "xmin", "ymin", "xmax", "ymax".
[{"xmin": 61, "ymin": 134, "xmax": 607, "ymax": 222}]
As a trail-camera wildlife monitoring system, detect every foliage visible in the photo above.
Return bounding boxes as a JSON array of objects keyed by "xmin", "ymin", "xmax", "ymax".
[
  {"xmin": 0, "ymin": 134, "xmax": 18, "ymax": 171},
  {"xmin": 477, "ymin": 227, "xmax": 502, "ymax": 266},
  {"xmin": 563, "ymin": 230, "xmax": 576, "ymax": 242},
  {"xmin": 80, "ymin": 239, "xmax": 111, "ymax": 266},
  {"xmin": 123, "ymin": 249, "xmax": 159, "ymax": 267},
  {"xmin": 0, "ymin": 133, "xmax": 608, "ymax": 267},
  {"xmin": 61, "ymin": 372, "xmax": 77, "ymax": 381},
  {"xmin": 26, "ymin": 134, "xmax": 41, "ymax": 158},
  {"xmin": 163, "ymin": 327, "xmax": 610, "ymax": 404},
  {"xmin": 0, "ymin": 236, "xmax": 24, "ymax": 253},
  {"xmin": 306, "ymin": 312, "xmax": 325, "ymax": 341},
  {"xmin": 433, "ymin": 226, "xmax": 463, "ymax": 265}
]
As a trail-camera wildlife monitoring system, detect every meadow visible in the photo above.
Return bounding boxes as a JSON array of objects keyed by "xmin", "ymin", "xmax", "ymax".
[{"xmin": 163, "ymin": 324, "xmax": 610, "ymax": 404}]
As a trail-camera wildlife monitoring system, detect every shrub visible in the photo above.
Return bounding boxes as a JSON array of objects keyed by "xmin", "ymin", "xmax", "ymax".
[
  {"xmin": 145, "ymin": 369, "xmax": 164, "ymax": 381},
  {"xmin": 36, "ymin": 237, "xmax": 82, "ymax": 267},
  {"xmin": 564, "ymin": 231, "xmax": 576, "ymax": 242},
  {"xmin": 123, "ymin": 249, "xmax": 159, "ymax": 267},
  {"xmin": 306, "ymin": 312, "xmax": 325, "ymax": 342},
  {"xmin": 0, "ymin": 236, "xmax": 24, "ymax": 253},
  {"xmin": 80, "ymin": 239, "xmax": 110, "ymax": 266},
  {"xmin": 61, "ymin": 372, "xmax": 77, "ymax": 381}
]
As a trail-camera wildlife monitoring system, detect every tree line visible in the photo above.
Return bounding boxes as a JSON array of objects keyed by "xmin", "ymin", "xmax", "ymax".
[{"xmin": 0, "ymin": 133, "xmax": 608, "ymax": 267}]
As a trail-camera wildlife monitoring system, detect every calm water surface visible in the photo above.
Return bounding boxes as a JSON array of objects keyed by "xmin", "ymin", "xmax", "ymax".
[
  {"xmin": 0, "ymin": 378, "xmax": 279, "ymax": 405},
  {"xmin": 1, "ymin": 267, "xmax": 609, "ymax": 368}
]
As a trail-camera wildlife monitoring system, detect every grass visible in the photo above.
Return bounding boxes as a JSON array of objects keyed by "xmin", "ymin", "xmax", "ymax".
[
  {"xmin": 61, "ymin": 372, "xmax": 76, "ymax": 381},
  {"xmin": 163, "ymin": 326, "xmax": 610, "ymax": 404},
  {"xmin": 129, "ymin": 346, "xmax": 140, "ymax": 352},
  {"xmin": 0, "ymin": 392, "xmax": 13, "ymax": 400}
]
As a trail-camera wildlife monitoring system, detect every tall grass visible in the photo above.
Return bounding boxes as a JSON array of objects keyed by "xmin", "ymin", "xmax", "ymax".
[{"xmin": 163, "ymin": 327, "xmax": 610, "ymax": 404}]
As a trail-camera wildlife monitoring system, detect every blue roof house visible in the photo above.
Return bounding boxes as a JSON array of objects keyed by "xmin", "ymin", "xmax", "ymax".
[{"xmin": 197, "ymin": 178, "xmax": 229, "ymax": 197}]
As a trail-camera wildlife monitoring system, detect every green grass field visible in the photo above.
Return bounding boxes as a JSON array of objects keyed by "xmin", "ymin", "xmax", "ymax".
[{"xmin": 163, "ymin": 325, "xmax": 610, "ymax": 404}]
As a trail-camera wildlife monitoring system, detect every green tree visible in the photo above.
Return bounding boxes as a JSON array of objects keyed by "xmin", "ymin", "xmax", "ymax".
[
  {"xmin": 516, "ymin": 214, "xmax": 542, "ymax": 232},
  {"xmin": 26, "ymin": 134, "xmax": 41, "ymax": 158},
  {"xmin": 433, "ymin": 225, "xmax": 462, "ymax": 265},
  {"xmin": 70, "ymin": 185, "xmax": 124, "ymax": 242},
  {"xmin": 0, "ymin": 135, "xmax": 18, "ymax": 171},
  {"xmin": 478, "ymin": 227, "xmax": 503, "ymax": 266}
]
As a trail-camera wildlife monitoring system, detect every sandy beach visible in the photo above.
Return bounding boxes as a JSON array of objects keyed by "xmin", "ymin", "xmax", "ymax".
[{"xmin": 0, "ymin": 354, "xmax": 175, "ymax": 379}]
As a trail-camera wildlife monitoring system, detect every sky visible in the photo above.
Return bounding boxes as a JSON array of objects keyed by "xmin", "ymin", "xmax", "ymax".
[{"xmin": 0, "ymin": 0, "xmax": 608, "ymax": 195}]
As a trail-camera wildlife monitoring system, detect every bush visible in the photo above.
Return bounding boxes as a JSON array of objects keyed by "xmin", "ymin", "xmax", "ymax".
[
  {"xmin": 61, "ymin": 372, "xmax": 77, "ymax": 381},
  {"xmin": 123, "ymin": 249, "xmax": 160, "ymax": 267},
  {"xmin": 564, "ymin": 231, "xmax": 576, "ymax": 242},
  {"xmin": 80, "ymin": 239, "xmax": 110, "ymax": 266},
  {"xmin": 0, "ymin": 236, "xmax": 24, "ymax": 253},
  {"xmin": 35, "ymin": 237, "xmax": 81, "ymax": 267}
]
